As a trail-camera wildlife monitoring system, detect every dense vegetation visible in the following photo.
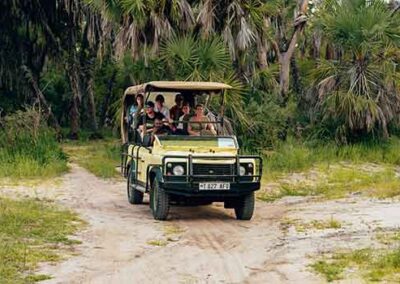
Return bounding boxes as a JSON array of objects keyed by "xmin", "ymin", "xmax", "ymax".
[
  {"xmin": 0, "ymin": 108, "xmax": 67, "ymax": 179},
  {"xmin": 1, "ymin": 0, "xmax": 400, "ymax": 148}
]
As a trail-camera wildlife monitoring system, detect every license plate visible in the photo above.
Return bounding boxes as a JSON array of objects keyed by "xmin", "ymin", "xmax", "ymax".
[{"xmin": 199, "ymin": 182, "xmax": 230, "ymax": 190}]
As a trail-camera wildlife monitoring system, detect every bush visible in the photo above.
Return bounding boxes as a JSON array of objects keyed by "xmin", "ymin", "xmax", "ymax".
[{"xmin": 0, "ymin": 108, "xmax": 68, "ymax": 179}]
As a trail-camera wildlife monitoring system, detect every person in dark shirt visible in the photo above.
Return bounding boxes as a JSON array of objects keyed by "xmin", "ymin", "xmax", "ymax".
[
  {"xmin": 151, "ymin": 117, "xmax": 171, "ymax": 145},
  {"xmin": 137, "ymin": 101, "xmax": 165, "ymax": 137},
  {"xmin": 169, "ymin": 94, "xmax": 184, "ymax": 123}
]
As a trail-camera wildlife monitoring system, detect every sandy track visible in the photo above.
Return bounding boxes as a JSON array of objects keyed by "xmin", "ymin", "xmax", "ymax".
[{"xmin": 2, "ymin": 164, "xmax": 400, "ymax": 283}]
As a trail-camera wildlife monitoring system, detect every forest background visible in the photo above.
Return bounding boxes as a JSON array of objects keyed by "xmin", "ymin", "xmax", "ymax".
[{"xmin": 1, "ymin": 0, "xmax": 400, "ymax": 168}]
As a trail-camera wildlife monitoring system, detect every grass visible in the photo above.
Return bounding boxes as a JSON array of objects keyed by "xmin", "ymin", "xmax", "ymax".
[
  {"xmin": 259, "ymin": 163, "xmax": 400, "ymax": 201},
  {"xmin": 263, "ymin": 137, "xmax": 400, "ymax": 177},
  {"xmin": 311, "ymin": 247, "xmax": 400, "ymax": 282},
  {"xmin": 0, "ymin": 197, "xmax": 84, "ymax": 283},
  {"xmin": 163, "ymin": 225, "xmax": 185, "ymax": 236},
  {"xmin": 146, "ymin": 239, "xmax": 168, "ymax": 247},
  {"xmin": 281, "ymin": 217, "xmax": 342, "ymax": 233},
  {"xmin": 0, "ymin": 110, "xmax": 68, "ymax": 182},
  {"xmin": 376, "ymin": 230, "xmax": 400, "ymax": 245},
  {"xmin": 0, "ymin": 131, "xmax": 68, "ymax": 181},
  {"xmin": 62, "ymin": 139, "xmax": 121, "ymax": 179}
]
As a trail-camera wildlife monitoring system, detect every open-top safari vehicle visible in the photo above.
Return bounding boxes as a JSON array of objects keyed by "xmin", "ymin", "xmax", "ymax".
[{"xmin": 120, "ymin": 81, "xmax": 262, "ymax": 220}]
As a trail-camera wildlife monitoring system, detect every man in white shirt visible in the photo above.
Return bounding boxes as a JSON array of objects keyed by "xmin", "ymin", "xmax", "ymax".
[{"xmin": 154, "ymin": 94, "xmax": 170, "ymax": 120}]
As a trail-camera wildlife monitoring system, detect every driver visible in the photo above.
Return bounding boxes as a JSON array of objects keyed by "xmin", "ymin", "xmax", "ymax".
[{"xmin": 188, "ymin": 104, "xmax": 216, "ymax": 136}]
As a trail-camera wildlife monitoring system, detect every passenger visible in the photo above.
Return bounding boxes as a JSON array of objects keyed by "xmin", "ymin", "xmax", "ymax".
[
  {"xmin": 151, "ymin": 117, "xmax": 171, "ymax": 145},
  {"xmin": 176, "ymin": 102, "xmax": 192, "ymax": 135},
  {"xmin": 169, "ymin": 94, "xmax": 184, "ymax": 123},
  {"xmin": 129, "ymin": 93, "xmax": 144, "ymax": 128},
  {"xmin": 154, "ymin": 94, "xmax": 170, "ymax": 120},
  {"xmin": 153, "ymin": 117, "xmax": 171, "ymax": 136},
  {"xmin": 137, "ymin": 101, "xmax": 165, "ymax": 137},
  {"xmin": 188, "ymin": 104, "xmax": 216, "ymax": 136}
]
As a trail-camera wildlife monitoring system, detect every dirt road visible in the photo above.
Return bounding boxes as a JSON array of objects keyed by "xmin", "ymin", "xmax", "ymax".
[{"xmin": 2, "ymin": 164, "xmax": 400, "ymax": 283}]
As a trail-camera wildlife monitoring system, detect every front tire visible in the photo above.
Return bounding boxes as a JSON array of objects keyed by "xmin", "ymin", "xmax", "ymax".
[
  {"xmin": 234, "ymin": 192, "xmax": 255, "ymax": 220},
  {"xmin": 150, "ymin": 179, "xmax": 170, "ymax": 220},
  {"xmin": 127, "ymin": 167, "xmax": 143, "ymax": 204}
]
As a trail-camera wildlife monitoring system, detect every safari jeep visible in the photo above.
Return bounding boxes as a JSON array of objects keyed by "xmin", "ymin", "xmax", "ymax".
[{"xmin": 120, "ymin": 81, "xmax": 262, "ymax": 220}]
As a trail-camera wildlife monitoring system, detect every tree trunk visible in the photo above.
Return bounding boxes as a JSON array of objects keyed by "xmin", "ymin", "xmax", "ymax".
[
  {"xmin": 100, "ymin": 70, "xmax": 116, "ymax": 127},
  {"xmin": 326, "ymin": 44, "xmax": 334, "ymax": 60},
  {"xmin": 279, "ymin": 53, "xmax": 291, "ymax": 101},
  {"xmin": 312, "ymin": 31, "xmax": 321, "ymax": 59},
  {"xmin": 277, "ymin": 0, "xmax": 308, "ymax": 101},
  {"xmin": 290, "ymin": 56, "xmax": 301, "ymax": 95},
  {"xmin": 86, "ymin": 77, "xmax": 98, "ymax": 131},
  {"xmin": 67, "ymin": 59, "xmax": 83, "ymax": 140},
  {"xmin": 257, "ymin": 39, "xmax": 269, "ymax": 70},
  {"xmin": 22, "ymin": 66, "xmax": 61, "ymax": 133}
]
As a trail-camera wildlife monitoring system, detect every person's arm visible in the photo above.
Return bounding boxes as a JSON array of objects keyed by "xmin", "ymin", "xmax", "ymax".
[
  {"xmin": 187, "ymin": 118, "xmax": 199, "ymax": 136},
  {"xmin": 205, "ymin": 117, "xmax": 217, "ymax": 135}
]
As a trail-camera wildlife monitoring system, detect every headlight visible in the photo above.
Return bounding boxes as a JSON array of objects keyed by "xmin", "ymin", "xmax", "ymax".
[
  {"xmin": 172, "ymin": 165, "xmax": 185, "ymax": 176},
  {"xmin": 240, "ymin": 163, "xmax": 254, "ymax": 176}
]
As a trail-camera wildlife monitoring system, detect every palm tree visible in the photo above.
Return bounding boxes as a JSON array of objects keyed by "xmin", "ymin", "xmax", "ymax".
[
  {"xmin": 311, "ymin": 0, "xmax": 400, "ymax": 142},
  {"xmin": 196, "ymin": 0, "xmax": 309, "ymax": 98},
  {"xmin": 86, "ymin": 0, "xmax": 195, "ymax": 59},
  {"xmin": 160, "ymin": 35, "xmax": 249, "ymax": 129}
]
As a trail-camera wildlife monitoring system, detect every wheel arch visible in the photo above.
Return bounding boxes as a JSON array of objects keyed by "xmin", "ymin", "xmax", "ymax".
[{"xmin": 147, "ymin": 166, "xmax": 163, "ymax": 192}]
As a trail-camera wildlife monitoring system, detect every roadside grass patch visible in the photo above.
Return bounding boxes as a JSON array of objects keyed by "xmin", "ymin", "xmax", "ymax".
[
  {"xmin": 311, "ymin": 259, "xmax": 347, "ymax": 282},
  {"xmin": 312, "ymin": 246, "xmax": 400, "ymax": 282},
  {"xmin": 146, "ymin": 239, "xmax": 168, "ymax": 247},
  {"xmin": 163, "ymin": 225, "xmax": 185, "ymax": 236},
  {"xmin": 0, "ymin": 109, "xmax": 68, "ymax": 183},
  {"xmin": 263, "ymin": 137, "xmax": 400, "ymax": 176},
  {"xmin": 0, "ymin": 197, "xmax": 84, "ymax": 283},
  {"xmin": 62, "ymin": 140, "xmax": 120, "ymax": 178},
  {"xmin": 259, "ymin": 163, "xmax": 400, "ymax": 201},
  {"xmin": 280, "ymin": 217, "xmax": 342, "ymax": 233},
  {"xmin": 376, "ymin": 230, "xmax": 400, "ymax": 245}
]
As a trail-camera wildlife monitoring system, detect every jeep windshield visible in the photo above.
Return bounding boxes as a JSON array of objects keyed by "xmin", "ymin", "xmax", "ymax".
[{"xmin": 157, "ymin": 136, "xmax": 237, "ymax": 149}]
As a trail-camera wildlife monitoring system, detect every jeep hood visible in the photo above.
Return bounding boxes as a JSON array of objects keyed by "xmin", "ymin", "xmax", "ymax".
[{"xmin": 155, "ymin": 136, "xmax": 238, "ymax": 154}]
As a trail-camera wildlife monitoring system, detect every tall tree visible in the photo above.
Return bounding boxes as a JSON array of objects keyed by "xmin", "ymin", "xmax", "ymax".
[{"xmin": 311, "ymin": 0, "xmax": 400, "ymax": 141}]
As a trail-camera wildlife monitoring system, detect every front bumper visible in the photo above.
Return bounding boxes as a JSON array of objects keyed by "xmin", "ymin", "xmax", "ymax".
[
  {"xmin": 161, "ymin": 154, "xmax": 262, "ymax": 197},
  {"xmin": 161, "ymin": 181, "xmax": 261, "ymax": 197}
]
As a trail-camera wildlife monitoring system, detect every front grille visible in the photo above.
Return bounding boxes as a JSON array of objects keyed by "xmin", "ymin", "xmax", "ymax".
[{"xmin": 192, "ymin": 163, "xmax": 235, "ymax": 182}]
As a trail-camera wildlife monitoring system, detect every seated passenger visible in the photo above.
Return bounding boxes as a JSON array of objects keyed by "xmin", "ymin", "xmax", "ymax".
[
  {"xmin": 169, "ymin": 94, "xmax": 183, "ymax": 124},
  {"xmin": 188, "ymin": 104, "xmax": 216, "ymax": 136},
  {"xmin": 129, "ymin": 93, "xmax": 144, "ymax": 128},
  {"xmin": 176, "ymin": 102, "xmax": 191, "ymax": 135},
  {"xmin": 151, "ymin": 117, "xmax": 171, "ymax": 145},
  {"xmin": 137, "ymin": 101, "xmax": 165, "ymax": 137},
  {"xmin": 155, "ymin": 94, "xmax": 170, "ymax": 120},
  {"xmin": 153, "ymin": 117, "xmax": 171, "ymax": 136}
]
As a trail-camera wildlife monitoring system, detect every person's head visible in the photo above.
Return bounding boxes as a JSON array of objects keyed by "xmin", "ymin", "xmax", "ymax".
[
  {"xmin": 136, "ymin": 94, "xmax": 144, "ymax": 106},
  {"xmin": 182, "ymin": 102, "xmax": 190, "ymax": 114},
  {"xmin": 195, "ymin": 104, "xmax": 204, "ymax": 116},
  {"xmin": 175, "ymin": 94, "xmax": 183, "ymax": 106},
  {"xmin": 145, "ymin": 101, "xmax": 155, "ymax": 115},
  {"xmin": 154, "ymin": 117, "xmax": 164, "ymax": 130},
  {"xmin": 155, "ymin": 94, "xmax": 165, "ymax": 108}
]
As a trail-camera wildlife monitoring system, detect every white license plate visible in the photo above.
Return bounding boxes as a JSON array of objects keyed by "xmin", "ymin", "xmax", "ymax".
[{"xmin": 199, "ymin": 182, "xmax": 230, "ymax": 190}]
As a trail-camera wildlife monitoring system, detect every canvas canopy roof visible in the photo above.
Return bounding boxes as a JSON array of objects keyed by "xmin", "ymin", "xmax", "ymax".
[{"xmin": 124, "ymin": 81, "xmax": 232, "ymax": 96}]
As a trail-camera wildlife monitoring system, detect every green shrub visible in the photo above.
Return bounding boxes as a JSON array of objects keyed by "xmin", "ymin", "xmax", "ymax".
[{"xmin": 0, "ymin": 108, "xmax": 67, "ymax": 179}]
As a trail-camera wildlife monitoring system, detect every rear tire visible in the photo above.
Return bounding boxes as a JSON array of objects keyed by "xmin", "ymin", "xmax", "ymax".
[
  {"xmin": 127, "ymin": 167, "xmax": 143, "ymax": 204},
  {"xmin": 150, "ymin": 179, "xmax": 170, "ymax": 220},
  {"xmin": 234, "ymin": 192, "xmax": 255, "ymax": 220}
]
